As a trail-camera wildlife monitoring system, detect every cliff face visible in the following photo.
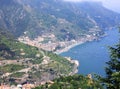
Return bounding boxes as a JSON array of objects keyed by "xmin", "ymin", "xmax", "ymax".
[{"xmin": 0, "ymin": 0, "xmax": 120, "ymax": 40}]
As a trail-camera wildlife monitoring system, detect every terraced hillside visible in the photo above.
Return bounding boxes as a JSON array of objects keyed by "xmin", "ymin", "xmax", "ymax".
[{"xmin": 0, "ymin": 28, "xmax": 76, "ymax": 84}]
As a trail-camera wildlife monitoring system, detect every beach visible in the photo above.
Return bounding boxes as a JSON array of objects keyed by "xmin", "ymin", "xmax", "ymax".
[{"xmin": 54, "ymin": 35, "xmax": 98, "ymax": 54}]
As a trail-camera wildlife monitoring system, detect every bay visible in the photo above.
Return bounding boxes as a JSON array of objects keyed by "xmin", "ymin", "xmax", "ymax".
[{"xmin": 61, "ymin": 28, "xmax": 119, "ymax": 76}]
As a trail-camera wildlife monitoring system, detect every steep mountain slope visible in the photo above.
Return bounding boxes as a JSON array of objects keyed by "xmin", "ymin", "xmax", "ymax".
[
  {"xmin": 0, "ymin": 0, "xmax": 31, "ymax": 37},
  {"xmin": 75, "ymin": 2, "xmax": 120, "ymax": 29},
  {"xmin": 0, "ymin": 0, "xmax": 120, "ymax": 41}
]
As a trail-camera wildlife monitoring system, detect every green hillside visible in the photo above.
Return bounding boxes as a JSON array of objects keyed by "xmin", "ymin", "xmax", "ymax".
[{"xmin": 0, "ymin": 28, "xmax": 75, "ymax": 84}]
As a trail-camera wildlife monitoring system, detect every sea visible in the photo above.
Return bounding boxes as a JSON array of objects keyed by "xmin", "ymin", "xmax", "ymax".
[{"xmin": 60, "ymin": 28, "xmax": 119, "ymax": 76}]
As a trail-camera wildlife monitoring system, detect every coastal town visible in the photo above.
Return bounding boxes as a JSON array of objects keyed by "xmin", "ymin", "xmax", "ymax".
[{"xmin": 18, "ymin": 32, "xmax": 99, "ymax": 54}]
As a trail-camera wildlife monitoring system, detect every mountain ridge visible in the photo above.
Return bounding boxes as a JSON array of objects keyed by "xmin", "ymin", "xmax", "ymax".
[{"xmin": 0, "ymin": 0, "xmax": 120, "ymax": 40}]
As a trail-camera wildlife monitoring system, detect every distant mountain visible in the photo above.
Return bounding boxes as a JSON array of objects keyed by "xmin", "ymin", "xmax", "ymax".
[
  {"xmin": 75, "ymin": 2, "xmax": 120, "ymax": 29},
  {"xmin": 0, "ymin": 0, "xmax": 120, "ymax": 41}
]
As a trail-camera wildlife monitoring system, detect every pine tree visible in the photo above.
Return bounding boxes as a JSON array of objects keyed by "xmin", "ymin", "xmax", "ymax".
[{"xmin": 102, "ymin": 28, "xmax": 120, "ymax": 89}]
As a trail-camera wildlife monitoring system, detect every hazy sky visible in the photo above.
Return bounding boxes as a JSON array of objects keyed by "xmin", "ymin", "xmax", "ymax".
[{"xmin": 64, "ymin": 0, "xmax": 120, "ymax": 13}]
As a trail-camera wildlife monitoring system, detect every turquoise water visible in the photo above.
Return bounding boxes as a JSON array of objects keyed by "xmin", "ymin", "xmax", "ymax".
[{"xmin": 61, "ymin": 28, "xmax": 119, "ymax": 76}]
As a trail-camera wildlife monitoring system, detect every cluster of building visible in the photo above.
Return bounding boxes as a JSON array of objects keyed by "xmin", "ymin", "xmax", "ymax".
[
  {"xmin": 18, "ymin": 34, "xmax": 58, "ymax": 51},
  {"xmin": 18, "ymin": 32, "xmax": 98, "ymax": 53}
]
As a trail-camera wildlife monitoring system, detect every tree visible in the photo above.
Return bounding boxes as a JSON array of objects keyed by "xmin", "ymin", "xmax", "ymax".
[{"xmin": 102, "ymin": 28, "xmax": 120, "ymax": 89}]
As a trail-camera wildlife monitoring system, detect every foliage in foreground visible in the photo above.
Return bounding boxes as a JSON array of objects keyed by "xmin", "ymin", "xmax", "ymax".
[
  {"xmin": 101, "ymin": 36, "xmax": 120, "ymax": 88},
  {"xmin": 34, "ymin": 74, "xmax": 103, "ymax": 89}
]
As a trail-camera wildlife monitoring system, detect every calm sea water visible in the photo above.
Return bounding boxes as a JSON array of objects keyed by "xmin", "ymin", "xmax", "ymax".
[{"xmin": 61, "ymin": 28, "xmax": 119, "ymax": 76}]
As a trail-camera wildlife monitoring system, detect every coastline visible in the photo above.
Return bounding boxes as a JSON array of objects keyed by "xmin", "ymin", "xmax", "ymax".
[
  {"xmin": 54, "ymin": 41, "xmax": 84, "ymax": 54},
  {"xmin": 54, "ymin": 35, "xmax": 99, "ymax": 75},
  {"xmin": 54, "ymin": 36, "xmax": 98, "ymax": 54},
  {"xmin": 55, "ymin": 26, "xmax": 117, "ymax": 55},
  {"xmin": 64, "ymin": 57, "xmax": 79, "ymax": 75},
  {"xmin": 54, "ymin": 36, "xmax": 101, "ymax": 75}
]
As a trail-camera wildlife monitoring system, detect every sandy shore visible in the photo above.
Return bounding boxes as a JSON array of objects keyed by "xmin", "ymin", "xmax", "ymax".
[
  {"xmin": 54, "ymin": 35, "xmax": 98, "ymax": 54},
  {"xmin": 54, "ymin": 41, "xmax": 84, "ymax": 54}
]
